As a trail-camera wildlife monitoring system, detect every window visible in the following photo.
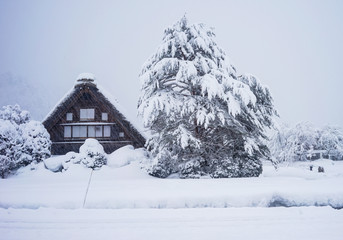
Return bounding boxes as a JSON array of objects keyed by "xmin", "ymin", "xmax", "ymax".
[
  {"xmin": 102, "ymin": 113, "xmax": 108, "ymax": 121},
  {"xmin": 95, "ymin": 126, "xmax": 102, "ymax": 137},
  {"xmin": 66, "ymin": 113, "xmax": 73, "ymax": 121},
  {"xmin": 88, "ymin": 126, "xmax": 95, "ymax": 137},
  {"xmin": 80, "ymin": 126, "xmax": 87, "ymax": 138},
  {"xmin": 104, "ymin": 126, "xmax": 111, "ymax": 137},
  {"xmin": 80, "ymin": 109, "xmax": 95, "ymax": 120},
  {"xmin": 72, "ymin": 126, "xmax": 88, "ymax": 138},
  {"xmin": 63, "ymin": 125, "xmax": 111, "ymax": 139},
  {"xmin": 64, "ymin": 126, "xmax": 71, "ymax": 138},
  {"xmin": 73, "ymin": 126, "xmax": 80, "ymax": 138},
  {"xmin": 119, "ymin": 132, "xmax": 124, "ymax": 138}
]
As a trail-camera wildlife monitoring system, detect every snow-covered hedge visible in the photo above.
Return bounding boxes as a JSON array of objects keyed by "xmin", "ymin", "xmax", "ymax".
[{"xmin": 0, "ymin": 105, "xmax": 51, "ymax": 178}]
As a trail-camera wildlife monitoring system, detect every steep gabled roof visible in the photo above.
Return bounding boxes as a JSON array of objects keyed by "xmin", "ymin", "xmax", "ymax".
[{"xmin": 42, "ymin": 74, "xmax": 146, "ymax": 146}]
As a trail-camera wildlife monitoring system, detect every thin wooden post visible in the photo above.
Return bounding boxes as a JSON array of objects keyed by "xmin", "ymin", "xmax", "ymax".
[{"xmin": 83, "ymin": 169, "xmax": 94, "ymax": 208}]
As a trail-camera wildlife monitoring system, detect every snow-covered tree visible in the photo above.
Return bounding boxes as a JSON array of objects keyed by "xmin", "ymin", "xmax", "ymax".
[
  {"xmin": 0, "ymin": 119, "xmax": 19, "ymax": 178},
  {"xmin": 0, "ymin": 104, "xmax": 30, "ymax": 125},
  {"xmin": 269, "ymin": 122, "xmax": 343, "ymax": 163},
  {"xmin": 237, "ymin": 74, "xmax": 278, "ymax": 159},
  {"xmin": 19, "ymin": 120, "xmax": 51, "ymax": 165},
  {"xmin": 138, "ymin": 16, "xmax": 277, "ymax": 178},
  {"xmin": 0, "ymin": 105, "xmax": 51, "ymax": 178},
  {"xmin": 273, "ymin": 122, "xmax": 319, "ymax": 162},
  {"xmin": 318, "ymin": 125, "xmax": 343, "ymax": 160}
]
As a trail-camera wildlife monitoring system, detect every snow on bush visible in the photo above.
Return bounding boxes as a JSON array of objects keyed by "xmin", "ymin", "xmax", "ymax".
[
  {"xmin": 44, "ymin": 143, "xmax": 148, "ymax": 173},
  {"xmin": 107, "ymin": 145, "xmax": 147, "ymax": 168},
  {"xmin": 0, "ymin": 119, "xmax": 18, "ymax": 177},
  {"xmin": 43, "ymin": 155, "xmax": 64, "ymax": 172},
  {"xmin": 138, "ymin": 15, "xmax": 277, "ymax": 178},
  {"xmin": 79, "ymin": 139, "xmax": 107, "ymax": 169},
  {"xmin": 0, "ymin": 105, "xmax": 51, "ymax": 178},
  {"xmin": 44, "ymin": 139, "xmax": 107, "ymax": 171},
  {"xmin": 21, "ymin": 120, "xmax": 51, "ymax": 163}
]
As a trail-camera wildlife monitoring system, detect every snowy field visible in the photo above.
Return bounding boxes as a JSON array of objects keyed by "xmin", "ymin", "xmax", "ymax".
[
  {"xmin": 0, "ymin": 153, "xmax": 343, "ymax": 239},
  {"xmin": 1, "ymin": 158, "xmax": 343, "ymax": 209},
  {"xmin": 1, "ymin": 207, "xmax": 343, "ymax": 240}
]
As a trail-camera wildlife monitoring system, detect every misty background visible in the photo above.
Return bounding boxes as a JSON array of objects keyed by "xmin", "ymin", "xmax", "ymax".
[{"xmin": 0, "ymin": 0, "xmax": 342, "ymax": 128}]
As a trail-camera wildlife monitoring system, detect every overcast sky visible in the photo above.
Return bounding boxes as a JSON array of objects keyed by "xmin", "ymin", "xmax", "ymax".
[{"xmin": 0, "ymin": 0, "xmax": 342, "ymax": 128}]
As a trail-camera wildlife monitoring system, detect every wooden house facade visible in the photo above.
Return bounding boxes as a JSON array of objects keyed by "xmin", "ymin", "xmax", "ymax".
[{"xmin": 43, "ymin": 75, "xmax": 146, "ymax": 155}]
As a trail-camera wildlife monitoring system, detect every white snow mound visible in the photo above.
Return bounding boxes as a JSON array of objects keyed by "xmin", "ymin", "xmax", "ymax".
[
  {"xmin": 79, "ymin": 139, "xmax": 105, "ymax": 155},
  {"xmin": 107, "ymin": 145, "xmax": 146, "ymax": 168}
]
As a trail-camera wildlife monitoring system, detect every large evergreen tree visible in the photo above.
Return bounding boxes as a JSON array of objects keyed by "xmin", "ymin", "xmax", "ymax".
[{"xmin": 138, "ymin": 16, "xmax": 277, "ymax": 178}]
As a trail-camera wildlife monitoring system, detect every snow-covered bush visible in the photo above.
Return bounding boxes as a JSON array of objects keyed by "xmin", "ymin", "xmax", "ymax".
[
  {"xmin": 107, "ymin": 145, "xmax": 144, "ymax": 168},
  {"xmin": 138, "ymin": 16, "xmax": 277, "ymax": 178},
  {"xmin": 0, "ymin": 105, "xmax": 51, "ymax": 178},
  {"xmin": 60, "ymin": 151, "xmax": 80, "ymax": 171},
  {"xmin": 19, "ymin": 120, "xmax": 51, "ymax": 164},
  {"xmin": 0, "ymin": 119, "xmax": 18, "ymax": 178},
  {"xmin": 44, "ymin": 139, "xmax": 107, "ymax": 172},
  {"xmin": 270, "ymin": 122, "xmax": 343, "ymax": 164},
  {"xmin": 79, "ymin": 139, "xmax": 107, "ymax": 169}
]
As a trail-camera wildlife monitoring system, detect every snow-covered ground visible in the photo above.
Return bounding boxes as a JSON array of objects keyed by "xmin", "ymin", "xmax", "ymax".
[
  {"xmin": 1, "ymin": 156, "xmax": 343, "ymax": 209},
  {"xmin": 1, "ymin": 207, "xmax": 343, "ymax": 240},
  {"xmin": 0, "ymin": 149, "xmax": 342, "ymax": 239}
]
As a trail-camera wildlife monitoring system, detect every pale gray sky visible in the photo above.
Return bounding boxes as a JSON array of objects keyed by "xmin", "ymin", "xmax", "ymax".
[{"xmin": 0, "ymin": 0, "xmax": 342, "ymax": 128}]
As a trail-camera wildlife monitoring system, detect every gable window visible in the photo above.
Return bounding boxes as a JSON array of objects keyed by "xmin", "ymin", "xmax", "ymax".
[
  {"xmin": 119, "ymin": 132, "xmax": 124, "ymax": 138},
  {"xmin": 80, "ymin": 109, "xmax": 94, "ymax": 121},
  {"xmin": 66, "ymin": 113, "xmax": 73, "ymax": 121},
  {"xmin": 102, "ymin": 113, "xmax": 108, "ymax": 121}
]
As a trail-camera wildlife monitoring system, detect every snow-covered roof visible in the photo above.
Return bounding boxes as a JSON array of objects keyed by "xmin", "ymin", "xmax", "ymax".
[
  {"xmin": 42, "ymin": 74, "xmax": 147, "ymax": 139},
  {"xmin": 76, "ymin": 73, "xmax": 96, "ymax": 81},
  {"xmin": 42, "ymin": 86, "xmax": 75, "ymax": 123}
]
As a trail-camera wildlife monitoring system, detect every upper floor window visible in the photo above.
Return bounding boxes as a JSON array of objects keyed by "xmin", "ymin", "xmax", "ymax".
[
  {"xmin": 64, "ymin": 126, "xmax": 71, "ymax": 138},
  {"xmin": 66, "ymin": 113, "xmax": 73, "ymax": 121},
  {"xmin": 80, "ymin": 109, "xmax": 94, "ymax": 121},
  {"xmin": 72, "ymin": 126, "xmax": 87, "ymax": 138},
  {"xmin": 102, "ymin": 112, "xmax": 108, "ymax": 121},
  {"xmin": 63, "ymin": 125, "xmax": 111, "ymax": 138},
  {"xmin": 104, "ymin": 126, "xmax": 111, "ymax": 137}
]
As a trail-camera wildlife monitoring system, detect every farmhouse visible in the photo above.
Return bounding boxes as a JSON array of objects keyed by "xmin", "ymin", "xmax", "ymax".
[{"xmin": 43, "ymin": 73, "xmax": 145, "ymax": 155}]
